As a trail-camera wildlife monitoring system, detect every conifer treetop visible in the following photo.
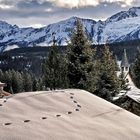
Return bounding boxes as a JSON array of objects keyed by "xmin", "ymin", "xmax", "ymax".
[{"xmin": 121, "ymin": 49, "xmax": 129, "ymax": 68}]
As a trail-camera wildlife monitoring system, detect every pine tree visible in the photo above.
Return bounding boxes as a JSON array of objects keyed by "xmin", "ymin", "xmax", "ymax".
[
  {"xmin": 17, "ymin": 72, "xmax": 24, "ymax": 92},
  {"xmin": 58, "ymin": 54, "xmax": 69, "ymax": 89},
  {"xmin": 42, "ymin": 34, "xmax": 68, "ymax": 90},
  {"xmin": 95, "ymin": 46, "xmax": 119, "ymax": 101},
  {"xmin": 11, "ymin": 70, "xmax": 19, "ymax": 93},
  {"xmin": 118, "ymin": 71, "xmax": 128, "ymax": 90},
  {"xmin": 0, "ymin": 69, "xmax": 4, "ymax": 82},
  {"xmin": 11, "ymin": 70, "xmax": 23, "ymax": 93},
  {"xmin": 131, "ymin": 48, "xmax": 140, "ymax": 88},
  {"xmin": 32, "ymin": 77, "xmax": 40, "ymax": 91},
  {"xmin": 67, "ymin": 19, "xmax": 97, "ymax": 92},
  {"xmin": 3, "ymin": 70, "xmax": 13, "ymax": 93},
  {"xmin": 38, "ymin": 77, "xmax": 45, "ymax": 90},
  {"xmin": 23, "ymin": 72, "xmax": 32, "ymax": 92}
]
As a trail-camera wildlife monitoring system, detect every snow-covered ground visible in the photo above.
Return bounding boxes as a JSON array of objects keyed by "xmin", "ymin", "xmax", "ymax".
[
  {"xmin": 1, "ymin": 89, "xmax": 140, "ymax": 140},
  {"xmin": 3, "ymin": 45, "xmax": 19, "ymax": 52}
]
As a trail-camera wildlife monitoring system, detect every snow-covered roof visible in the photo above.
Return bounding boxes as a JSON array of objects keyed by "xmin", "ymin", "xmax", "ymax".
[
  {"xmin": 127, "ymin": 87, "xmax": 140, "ymax": 103},
  {"xmin": 1, "ymin": 89, "xmax": 140, "ymax": 140},
  {"xmin": 126, "ymin": 75, "xmax": 140, "ymax": 104}
]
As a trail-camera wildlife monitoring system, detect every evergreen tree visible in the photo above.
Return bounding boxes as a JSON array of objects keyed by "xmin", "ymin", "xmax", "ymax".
[
  {"xmin": 38, "ymin": 77, "xmax": 45, "ymax": 91},
  {"xmin": 67, "ymin": 19, "xmax": 97, "ymax": 92},
  {"xmin": 118, "ymin": 71, "xmax": 128, "ymax": 90},
  {"xmin": 3, "ymin": 70, "xmax": 13, "ymax": 93},
  {"xmin": 17, "ymin": 72, "xmax": 24, "ymax": 92},
  {"xmin": 23, "ymin": 72, "xmax": 32, "ymax": 92},
  {"xmin": 58, "ymin": 54, "xmax": 69, "ymax": 89},
  {"xmin": 11, "ymin": 70, "xmax": 23, "ymax": 93},
  {"xmin": 32, "ymin": 77, "xmax": 40, "ymax": 91},
  {"xmin": 11, "ymin": 70, "xmax": 19, "ymax": 93},
  {"xmin": 42, "ymin": 34, "xmax": 68, "ymax": 90},
  {"xmin": 131, "ymin": 48, "xmax": 140, "ymax": 88},
  {"xmin": 0, "ymin": 69, "xmax": 4, "ymax": 82},
  {"xmin": 95, "ymin": 46, "xmax": 119, "ymax": 101}
]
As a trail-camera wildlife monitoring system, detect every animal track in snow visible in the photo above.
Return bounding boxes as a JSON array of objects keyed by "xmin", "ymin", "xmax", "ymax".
[
  {"xmin": 67, "ymin": 111, "xmax": 72, "ymax": 114},
  {"xmin": 56, "ymin": 115, "xmax": 61, "ymax": 117},
  {"xmin": 24, "ymin": 120, "xmax": 30, "ymax": 123}
]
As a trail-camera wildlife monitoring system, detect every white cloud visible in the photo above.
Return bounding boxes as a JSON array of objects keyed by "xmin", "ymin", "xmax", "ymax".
[
  {"xmin": 0, "ymin": 4, "xmax": 13, "ymax": 9},
  {"xmin": 45, "ymin": 8, "xmax": 53, "ymax": 12},
  {"xmin": 47, "ymin": 0, "xmax": 135, "ymax": 8},
  {"xmin": 104, "ymin": 0, "xmax": 134, "ymax": 6},
  {"xmin": 0, "ymin": 0, "xmax": 136, "ymax": 9},
  {"xmin": 0, "ymin": 0, "xmax": 18, "ymax": 9},
  {"xmin": 48, "ymin": 0, "xmax": 99, "ymax": 8}
]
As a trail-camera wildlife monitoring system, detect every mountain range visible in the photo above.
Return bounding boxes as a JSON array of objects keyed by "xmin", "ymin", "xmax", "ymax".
[{"xmin": 1, "ymin": 7, "xmax": 140, "ymax": 52}]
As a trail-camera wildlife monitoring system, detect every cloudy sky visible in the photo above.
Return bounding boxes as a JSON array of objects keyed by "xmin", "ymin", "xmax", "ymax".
[{"xmin": 0, "ymin": 0, "xmax": 139, "ymax": 28}]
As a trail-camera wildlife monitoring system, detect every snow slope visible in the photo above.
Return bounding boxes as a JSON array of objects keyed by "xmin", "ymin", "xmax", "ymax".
[
  {"xmin": 1, "ymin": 89, "xmax": 140, "ymax": 140},
  {"xmin": 3, "ymin": 45, "xmax": 19, "ymax": 52},
  {"xmin": 101, "ymin": 17, "xmax": 140, "ymax": 43}
]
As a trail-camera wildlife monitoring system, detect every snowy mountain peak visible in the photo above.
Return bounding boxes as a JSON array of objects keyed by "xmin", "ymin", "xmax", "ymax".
[
  {"xmin": 0, "ymin": 20, "xmax": 10, "ymax": 25},
  {"xmin": 106, "ymin": 7, "xmax": 140, "ymax": 24},
  {"xmin": 128, "ymin": 7, "xmax": 140, "ymax": 16},
  {"xmin": 1, "ymin": 7, "xmax": 140, "ymax": 52},
  {"xmin": 0, "ymin": 20, "xmax": 13, "ymax": 29},
  {"xmin": 68, "ymin": 16, "xmax": 79, "ymax": 20}
]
